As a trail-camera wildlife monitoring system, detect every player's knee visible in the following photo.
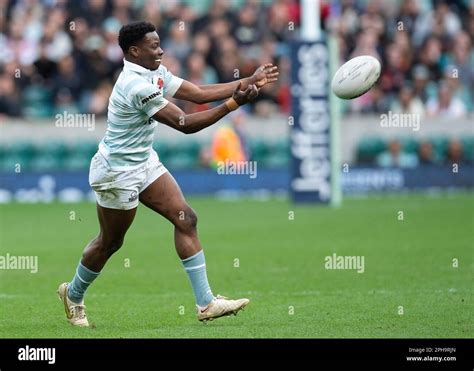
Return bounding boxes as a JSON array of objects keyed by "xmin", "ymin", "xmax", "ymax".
[
  {"xmin": 108, "ymin": 237, "xmax": 124, "ymax": 253},
  {"xmin": 97, "ymin": 235, "xmax": 124, "ymax": 255},
  {"xmin": 175, "ymin": 206, "xmax": 198, "ymax": 232}
]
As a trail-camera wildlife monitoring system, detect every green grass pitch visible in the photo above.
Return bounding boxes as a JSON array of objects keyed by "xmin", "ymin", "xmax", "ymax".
[{"xmin": 0, "ymin": 193, "xmax": 472, "ymax": 338}]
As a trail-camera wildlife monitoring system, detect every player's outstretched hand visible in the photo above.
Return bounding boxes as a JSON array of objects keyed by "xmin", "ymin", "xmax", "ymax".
[
  {"xmin": 251, "ymin": 63, "xmax": 279, "ymax": 88},
  {"xmin": 232, "ymin": 82, "xmax": 259, "ymax": 106}
]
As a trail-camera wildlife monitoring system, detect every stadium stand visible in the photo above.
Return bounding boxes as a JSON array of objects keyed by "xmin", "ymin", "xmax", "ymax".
[{"xmin": 0, "ymin": 0, "xmax": 472, "ymax": 170}]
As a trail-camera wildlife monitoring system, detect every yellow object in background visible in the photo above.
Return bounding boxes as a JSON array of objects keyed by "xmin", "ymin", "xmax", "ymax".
[{"xmin": 211, "ymin": 125, "xmax": 246, "ymax": 165}]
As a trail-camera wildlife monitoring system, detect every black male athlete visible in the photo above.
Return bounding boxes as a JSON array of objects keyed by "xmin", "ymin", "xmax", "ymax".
[{"xmin": 58, "ymin": 21, "xmax": 279, "ymax": 326}]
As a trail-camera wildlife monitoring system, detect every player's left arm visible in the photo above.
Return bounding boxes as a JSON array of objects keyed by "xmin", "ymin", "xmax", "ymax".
[{"xmin": 174, "ymin": 63, "xmax": 279, "ymax": 104}]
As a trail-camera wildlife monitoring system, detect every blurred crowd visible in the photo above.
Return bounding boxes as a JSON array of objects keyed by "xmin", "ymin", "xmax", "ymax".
[
  {"xmin": 374, "ymin": 138, "xmax": 471, "ymax": 168},
  {"xmin": 0, "ymin": 0, "xmax": 295, "ymax": 118},
  {"xmin": 332, "ymin": 0, "xmax": 473, "ymax": 117},
  {"xmin": 0, "ymin": 0, "xmax": 472, "ymax": 120}
]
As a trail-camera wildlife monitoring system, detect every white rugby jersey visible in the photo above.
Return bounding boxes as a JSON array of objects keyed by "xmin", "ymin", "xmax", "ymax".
[{"xmin": 98, "ymin": 59, "xmax": 183, "ymax": 170}]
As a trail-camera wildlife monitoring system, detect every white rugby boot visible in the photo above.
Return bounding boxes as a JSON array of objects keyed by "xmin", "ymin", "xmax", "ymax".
[
  {"xmin": 57, "ymin": 283, "xmax": 89, "ymax": 327},
  {"xmin": 197, "ymin": 295, "xmax": 250, "ymax": 322}
]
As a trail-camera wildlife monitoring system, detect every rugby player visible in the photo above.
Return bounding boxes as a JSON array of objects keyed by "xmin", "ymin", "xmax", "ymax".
[{"xmin": 57, "ymin": 21, "xmax": 279, "ymax": 326}]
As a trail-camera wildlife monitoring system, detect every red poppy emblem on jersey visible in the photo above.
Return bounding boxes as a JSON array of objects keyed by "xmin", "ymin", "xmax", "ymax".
[{"xmin": 157, "ymin": 78, "xmax": 164, "ymax": 89}]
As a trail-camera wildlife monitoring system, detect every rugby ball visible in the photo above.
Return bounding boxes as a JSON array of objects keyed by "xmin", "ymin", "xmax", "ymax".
[{"xmin": 331, "ymin": 55, "xmax": 381, "ymax": 99}]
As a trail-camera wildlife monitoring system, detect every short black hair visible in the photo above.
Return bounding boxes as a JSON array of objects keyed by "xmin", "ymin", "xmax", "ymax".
[{"xmin": 118, "ymin": 21, "xmax": 156, "ymax": 54}]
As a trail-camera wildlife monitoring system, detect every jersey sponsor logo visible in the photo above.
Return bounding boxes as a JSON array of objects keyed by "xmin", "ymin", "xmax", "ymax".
[
  {"xmin": 141, "ymin": 91, "xmax": 161, "ymax": 104},
  {"xmin": 128, "ymin": 191, "xmax": 138, "ymax": 202}
]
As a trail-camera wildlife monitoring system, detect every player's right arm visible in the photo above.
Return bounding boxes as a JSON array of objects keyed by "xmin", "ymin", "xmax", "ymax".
[{"xmin": 152, "ymin": 82, "xmax": 258, "ymax": 134}]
